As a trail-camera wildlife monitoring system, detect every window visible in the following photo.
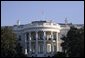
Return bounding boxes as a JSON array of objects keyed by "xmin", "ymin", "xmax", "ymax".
[
  {"xmin": 47, "ymin": 44, "xmax": 51, "ymax": 53},
  {"xmin": 38, "ymin": 32, "xmax": 43, "ymax": 40},
  {"xmin": 53, "ymin": 33, "xmax": 56, "ymax": 40},
  {"xmin": 54, "ymin": 45, "xmax": 56, "ymax": 52},
  {"xmin": 18, "ymin": 35, "xmax": 21, "ymax": 41},
  {"xmin": 31, "ymin": 32, "xmax": 36, "ymax": 40}
]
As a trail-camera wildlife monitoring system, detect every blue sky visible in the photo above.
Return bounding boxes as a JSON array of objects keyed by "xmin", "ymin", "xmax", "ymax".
[{"xmin": 1, "ymin": 1, "xmax": 84, "ymax": 26}]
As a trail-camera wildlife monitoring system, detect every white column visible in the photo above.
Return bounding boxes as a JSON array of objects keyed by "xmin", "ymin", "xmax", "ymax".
[
  {"xmin": 55, "ymin": 32, "xmax": 57, "ymax": 52},
  {"xmin": 29, "ymin": 32, "xmax": 31, "ymax": 54},
  {"xmin": 51, "ymin": 31, "xmax": 54, "ymax": 54},
  {"xmin": 25, "ymin": 33, "xmax": 28, "ymax": 55},
  {"xmin": 56, "ymin": 32, "xmax": 59, "ymax": 51},
  {"xmin": 36, "ymin": 31, "xmax": 38, "ymax": 55},
  {"xmin": 43, "ymin": 31, "xmax": 46, "ymax": 54}
]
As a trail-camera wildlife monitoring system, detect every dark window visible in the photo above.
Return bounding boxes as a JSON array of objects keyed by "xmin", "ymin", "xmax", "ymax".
[
  {"xmin": 31, "ymin": 32, "xmax": 36, "ymax": 40},
  {"xmin": 53, "ymin": 37, "xmax": 56, "ymax": 40},
  {"xmin": 39, "ymin": 37, "xmax": 43, "ymax": 40},
  {"xmin": 18, "ymin": 35, "xmax": 21, "ymax": 41},
  {"xmin": 38, "ymin": 32, "xmax": 43, "ymax": 40},
  {"xmin": 53, "ymin": 33, "xmax": 56, "ymax": 40}
]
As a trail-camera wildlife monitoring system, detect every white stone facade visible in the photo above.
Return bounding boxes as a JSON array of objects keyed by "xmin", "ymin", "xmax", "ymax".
[
  {"xmin": 13, "ymin": 21, "xmax": 64, "ymax": 57},
  {"xmin": 13, "ymin": 20, "xmax": 82, "ymax": 57}
]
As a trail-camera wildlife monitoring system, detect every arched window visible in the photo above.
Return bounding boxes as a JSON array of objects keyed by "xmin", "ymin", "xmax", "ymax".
[{"xmin": 47, "ymin": 44, "xmax": 51, "ymax": 53}]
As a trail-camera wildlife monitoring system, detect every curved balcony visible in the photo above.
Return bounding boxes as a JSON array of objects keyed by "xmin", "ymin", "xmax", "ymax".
[
  {"xmin": 24, "ymin": 23, "xmax": 61, "ymax": 29},
  {"xmin": 13, "ymin": 21, "xmax": 61, "ymax": 33}
]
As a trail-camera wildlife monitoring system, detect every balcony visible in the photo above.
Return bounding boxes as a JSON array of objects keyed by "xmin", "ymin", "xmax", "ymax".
[{"xmin": 23, "ymin": 22, "xmax": 61, "ymax": 29}]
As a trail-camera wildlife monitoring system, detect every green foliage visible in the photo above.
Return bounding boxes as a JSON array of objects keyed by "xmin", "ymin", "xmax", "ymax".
[
  {"xmin": 61, "ymin": 26, "xmax": 84, "ymax": 57},
  {"xmin": 1, "ymin": 26, "xmax": 26, "ymax": 57},
  {"xmin": 1, "ymin": 27, "xmax": 16, "ymax": 57},
  {"xmin": 53, "ymin": 52, "xmax": 66, "ymax": 57}
]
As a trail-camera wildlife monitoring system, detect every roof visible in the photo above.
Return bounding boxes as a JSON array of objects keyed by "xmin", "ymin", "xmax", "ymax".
[{"xmin": 32, "ymin": 21, "xmax": 47, "ymax": 24}]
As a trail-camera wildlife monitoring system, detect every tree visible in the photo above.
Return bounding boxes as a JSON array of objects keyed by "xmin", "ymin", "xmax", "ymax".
[
  {"xmin": 1, "ymin": 26, "xmax": 16, "ymax": 57},
  {"xmin": 53, "ymin": 52, "xmax": 66, "ymax": 57},
  {"xmin": 61, "ymin": 26, "xmax": 84, "ymax": 57},
  {"xmin": 1, "ymin": 26, "xmax": 27, "ymax": 57}
]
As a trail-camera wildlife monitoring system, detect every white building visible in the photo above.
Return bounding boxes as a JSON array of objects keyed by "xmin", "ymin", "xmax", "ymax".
[{"xmin": 12, "ymin": 20, "xmax": 83, "ymax": 57}]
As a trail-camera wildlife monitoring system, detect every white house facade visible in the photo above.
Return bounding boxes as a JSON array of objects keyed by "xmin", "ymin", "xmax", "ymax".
[{"xmin": 12, "ymin": 20, "xmax": 83, "ymax": 57}]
